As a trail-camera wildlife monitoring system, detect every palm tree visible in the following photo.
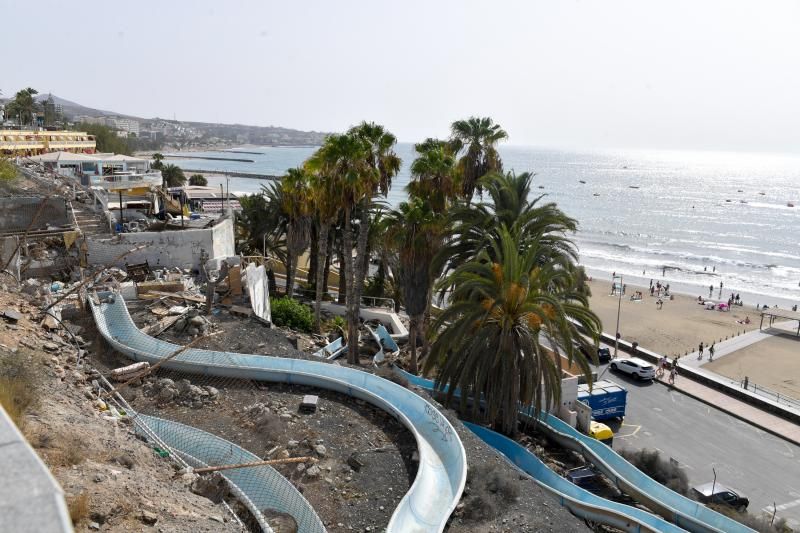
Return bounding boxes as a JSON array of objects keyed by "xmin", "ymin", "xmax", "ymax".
[
  {"xmin": 307, "ymin": 133, "xmax": 372, "ymax": 362},
  {"xmin": 386, "ymin": 198, "xmax": 444, "ymax": 374},
  {"xmin": 425, "ymin": 227, "xmax": 601, "ymax": 436},
  {"xmin": 152, "ymin": 153, "xmax": 165, "ymax": 170},
  {"xmin": 346, "ymin": 122, "xmax": 401, "ymax": 362},
  {"xmin": 450, "ymin": 116, "xmax": 508, "ymax": 201},
  {"xmin": 280, "ymin": 167, "xmax": 312, "ymax": 299},
  {"xmin": 438, "ymin": 171, "xmax": 578, "ymax": 284},
  {"xmin": 407, "ymin": 138, "xmax": 458, "ymax": 214},
  {"xmin": 161, "ymin": 164, "xmax": 186, "ymax": 188},
  {"xmin": 189, "ymin": 174, "xmax": 207, "ymax": 186}
]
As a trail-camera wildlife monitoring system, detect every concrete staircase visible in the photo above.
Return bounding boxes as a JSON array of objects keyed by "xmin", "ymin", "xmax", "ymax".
[{"xmin": 71, "ymin": 203, "xmax": 109, "ymax": 236}]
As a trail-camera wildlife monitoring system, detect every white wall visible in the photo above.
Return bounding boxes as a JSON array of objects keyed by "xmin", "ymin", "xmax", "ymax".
[{"xmin": 86, "ymin": 217, "xmax": 234, "ymax": 270}]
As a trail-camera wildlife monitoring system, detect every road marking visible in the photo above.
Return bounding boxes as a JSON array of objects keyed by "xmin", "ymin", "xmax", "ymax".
[
  {"xmin": 762, "ymin": 498, "xmax": 800, "ymax": 512},
  {"xmin": 616, "ymin": 424, "xmax": 642, "ymax": 439},
  {"xmin": 779, "ymin": 441, "xmax": 795, "ymax": 458}
]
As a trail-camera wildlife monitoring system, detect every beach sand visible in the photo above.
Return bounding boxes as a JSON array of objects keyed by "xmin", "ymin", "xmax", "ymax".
[
  {"xmin": 704, "ymin": 334, "xmax": 800, "ymax": 399},
  {"xmin": 586, "ymin": 279, "xmax": 762, "ymax": 357}
]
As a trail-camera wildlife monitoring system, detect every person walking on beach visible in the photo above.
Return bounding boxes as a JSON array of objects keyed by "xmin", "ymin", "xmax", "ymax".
[
  {"xmin": 698, "ymin": 342, "xmax": 704, "ymax": 360},
  {"xmin": 708, "ymin": 343, "xmax": 715, "ymax": 361}
]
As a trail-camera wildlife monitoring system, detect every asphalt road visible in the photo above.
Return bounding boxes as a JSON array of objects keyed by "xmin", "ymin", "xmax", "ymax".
[{"xmin": 591, "ymin": 360, "xmax": 800, "ymax": 529}]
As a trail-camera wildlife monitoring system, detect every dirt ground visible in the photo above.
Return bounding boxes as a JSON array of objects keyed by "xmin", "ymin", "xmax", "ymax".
[
  {"xmin": 587, "ymin": 278, "xmax": 763, "ymax": 357},
  {"xmin": 705, "ymin": 333, "xmax": 800, "ymax": 399},
  {"xmin": 113, "ymin": 299, "xmax": 592, "ymax": 532},
  {"xmin": 0, "ymin": 278, "xmax": 242, "ymax": 532}
]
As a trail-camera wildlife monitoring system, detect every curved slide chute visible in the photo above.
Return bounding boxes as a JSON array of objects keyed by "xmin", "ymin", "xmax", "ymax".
[
  {"xmin": 90, "ymin": 294, "xmax": 467, "ymax": 533},
  {"xmin": 395, "ymin": 368, "xmax": 755, "ymax": 533},
  {"xmin": 465, "ymin": 422, "xmax": 685, "ymax": 533}
]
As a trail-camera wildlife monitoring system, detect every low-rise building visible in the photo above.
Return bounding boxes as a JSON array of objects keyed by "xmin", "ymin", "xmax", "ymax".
[
  {"xmin": 28, "ymin": 151, "xmax": 161, "ymax": 190},
  {"xmin": 0, "ymin": 130, "xmax": 96, "ymax": 155}
]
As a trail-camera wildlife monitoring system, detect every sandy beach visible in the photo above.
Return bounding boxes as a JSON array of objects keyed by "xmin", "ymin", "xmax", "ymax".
[
  {"xmin": 586, "ymin": 278, "xmax": 763, "ymax": 357},
  {"xmin": 705, "ymin": 334, "xmax": 800, "ymax": 399}
]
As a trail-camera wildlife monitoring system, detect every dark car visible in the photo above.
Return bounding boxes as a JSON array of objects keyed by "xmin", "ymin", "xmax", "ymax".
[
  {"xmin": 576, "ymin": 342, "xmax": 612, "ymax": 365},
  {"xmin": 691, "ymin": 482, "xmax": 749, "ymax": 512}
]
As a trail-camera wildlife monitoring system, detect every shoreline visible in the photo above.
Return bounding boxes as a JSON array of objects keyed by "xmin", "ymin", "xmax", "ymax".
[
  {"xmin": 586, "ymin": 277, "xmax": 764, "ymax": 357},
  {"xmin": 582, "ymin": 265, "xmax": 799, "ymax": 310}
]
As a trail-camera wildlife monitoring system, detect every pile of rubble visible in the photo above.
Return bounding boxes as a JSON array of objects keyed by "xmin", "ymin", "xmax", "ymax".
[{"xmin": 141, "ymin": 377, "xmax": 220, "ymax": 408}]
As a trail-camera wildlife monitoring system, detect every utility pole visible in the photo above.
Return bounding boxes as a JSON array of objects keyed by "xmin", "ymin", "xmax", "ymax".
[{"xmin": 614, "ymin": 274, "xmax": 623, "ymax": 359}]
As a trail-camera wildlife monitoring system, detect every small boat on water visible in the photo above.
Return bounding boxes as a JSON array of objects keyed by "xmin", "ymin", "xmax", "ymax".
[
  {"xmin": 789, "ymin": 202, "xmax": 796, "ymax": 207},
  {"xmin": 579, "ymin": 180, "xmax": 586, "ymax": 184},
  {"xmin": 593, "ymin": 193, "xmax": 600, "ymax": 197},
  {"xmin": 740, "ymin": 200, "xmax": 747, "ymax": 204},
  {"xmin": 737, "ymin": 189, "xmax": 743, "ymax": 192},
  {"xmin": 759, "ymin": 192, "xmax": 766, "ymax": 195},
  {"xmin": 629, "ymin": 185, "xmax": 640, "ymax": 189},
  {"xmin": 538, "ymin": 185, "xmax": 544, "ymax": 189},
  {"xmin": 725, "ymin": 199, "xmax": 732, "ymax": 202}
]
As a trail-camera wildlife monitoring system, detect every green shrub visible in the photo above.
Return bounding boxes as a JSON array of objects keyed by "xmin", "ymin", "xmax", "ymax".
[{"xmin": 270, "ymin": 297, "xmax": 313, "ymax": 333}]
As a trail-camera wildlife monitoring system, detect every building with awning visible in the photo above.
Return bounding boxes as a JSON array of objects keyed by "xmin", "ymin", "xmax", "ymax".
[
  {"xmin": 0, "ymin": 130, "xmax": 95, "ymax": 155},
  {"xmin": 170, "ymin": 186, "xmax": 241, "ymax": 213},
  {"xmin": 28, "ymin": 151, "xmax": 161, "ymax": 191}
]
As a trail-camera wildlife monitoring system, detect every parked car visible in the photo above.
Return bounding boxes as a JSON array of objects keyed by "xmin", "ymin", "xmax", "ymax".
[
  {"xmin": 691, "ymin": 482, "xmax": 749, "ymax": 512},
  {"xmin": 588, "ymin": 421, "xmax": 614, "ymax": 446},
  {"xmin": 575, "ymin": 342, "xmax": 612, "ymax": 364},
  {"xmin": 609, "ymin": 357, "xmax": 656, "ymax": 380}
]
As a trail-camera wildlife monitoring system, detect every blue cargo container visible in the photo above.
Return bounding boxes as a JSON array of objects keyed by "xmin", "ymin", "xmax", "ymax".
[{"xmin": 577, "ymin": 380, "xmax": 627, "ymax": 421}]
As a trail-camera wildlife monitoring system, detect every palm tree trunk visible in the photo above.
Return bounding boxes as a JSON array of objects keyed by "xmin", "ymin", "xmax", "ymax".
[
  {"xmin": 308, "ymin": 223, "xmax": 318, "ymax": 286},
  {"xmin": 313, "ymin": 222, "xmax": 331, "ymax": 333},
  {"xmin": 348, "ymin": 204, "xmax": 371, "ymax": 363},
  {"xmin": 266, "ymin": 267, "xmax": 277, "ymax": 296},
  {"xmin": 286, "ymin": 247, "xmax": 294, "ymax": 299},
  {"xmin": 409, "ymin": 314, "xmax": 420, "ymax": 375},
  {"xmin": 337, "ymin": 243, "xmax": 347, "ymax": 305},
  {"xmin": 323, "ymin": 233, "xmax": 332, "ymax": 293},
  {"xmin": 342, "ymin": 209, "xmax": 358, "ymax": 364}
]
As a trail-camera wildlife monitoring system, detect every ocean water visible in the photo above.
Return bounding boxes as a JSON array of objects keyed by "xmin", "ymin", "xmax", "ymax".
[{"xmin": 169, "ymin": 145, "xmax": 800, "ymax": 304}]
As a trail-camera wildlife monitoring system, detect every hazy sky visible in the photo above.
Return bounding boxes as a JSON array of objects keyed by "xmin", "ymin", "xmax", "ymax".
[{"xmin": 3, "ymin": 0, "xmax": 800, "ymax": 152}]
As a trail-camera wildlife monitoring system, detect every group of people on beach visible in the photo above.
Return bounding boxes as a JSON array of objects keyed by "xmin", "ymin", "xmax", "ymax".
[{"xmin": 657, "ymin": 355, "xmax": 679, "ymax": 384}]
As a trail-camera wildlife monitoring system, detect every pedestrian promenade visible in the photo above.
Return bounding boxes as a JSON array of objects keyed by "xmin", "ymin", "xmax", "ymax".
[{"xmin": 655, "ymin": 320, "xmax": 800, "ymax": 446}]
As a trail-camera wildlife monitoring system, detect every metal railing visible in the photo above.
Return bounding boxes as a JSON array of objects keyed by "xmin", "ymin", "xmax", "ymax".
[{"xmin": 741, "ymin": 380, "xmax": 800, "ymax": 411}]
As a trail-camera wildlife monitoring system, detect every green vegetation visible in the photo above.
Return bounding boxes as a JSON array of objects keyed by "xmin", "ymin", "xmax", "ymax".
[
  {"xmin": 270, "ymin": 297, "xmax": 313, "ymax": 332},
  {"xmin": 4, "ymin": 87, "xmax": 40, "ymax": 126},
  {"xmin": 189, "ymin": 173, "xmax": 207, "ymax": 186},
  {"xmin": 152, "ymin": 153, "xmax": 165, "ymax": 170},
  {"xmin": 236, "ymin": 115, "xmax": 599, "ymax": 435},
  {"xmin": 0, "ymin": 157, "xmax": 17, "ymax": 181},
  {"xmin": 0, "ymin": 350, "xmax": 41, "ymax": 429},
  {"xmin": 161, "ymin": 163, "xmax": 186, "ymax": 187},
  {"xmin": 74, "ymin": 122, "xmax": 133, "ymax": 155}
]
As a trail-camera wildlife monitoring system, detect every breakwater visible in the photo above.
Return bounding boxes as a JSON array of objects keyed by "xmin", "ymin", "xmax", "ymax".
[
  {"xmin": 180, "ymin": 168, "xmax": 280, "ymax": 180},
  {"xmin": 165, "ymin": 154, "xmax": 255, "ymax": 163}
]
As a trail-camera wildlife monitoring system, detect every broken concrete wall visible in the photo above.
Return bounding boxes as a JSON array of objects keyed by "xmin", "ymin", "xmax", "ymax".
[
  {"xmin": 0, "ymin": 197, "xmax": 70, "ymax": 232},
  {"xmin": 85, "ymin": 217, "xmax": 235, "ymax": 271}
]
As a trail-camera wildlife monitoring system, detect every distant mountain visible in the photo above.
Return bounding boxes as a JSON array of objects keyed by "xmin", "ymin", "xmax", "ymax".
[{"xmin": 1, "ymin": 93, "xmax": 328, "ymax": 145}]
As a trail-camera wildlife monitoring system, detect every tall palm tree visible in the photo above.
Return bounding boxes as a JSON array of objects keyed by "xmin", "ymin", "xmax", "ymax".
[
  {"xmin": 304, "ymin": 167, "xmax": 342, "ymax": 331},
  {"xmin": 386, "ymin": 198, "xmax": 444, "ymax": 374},
  {"xmin": 152, "ymin": 153, "xmax": 165, "ymax": 170},
  {"xmin": 450, "ymin": 116, "xmax": 508, "ymax": 201},
  {"xmin": 346, "ymin": 122, "xmax": 401, "ymax": 362},
  {"xmin": 6, "ymin": 88, "xmax": 39, "ymax": 126},
  {"xmin": 280, "ymin": 167, "xmax": 312, "ymax": 299},
  {"xmin": 407, "ymin": 138, "xmax": 457, "ymax": 214},
  {"xmin": 425, "ymin": 227, "xmax": 601, "ymax": 436},
  {"xmin": 307, "ymin": 133, "xmax": 372, "ymax": 362}
]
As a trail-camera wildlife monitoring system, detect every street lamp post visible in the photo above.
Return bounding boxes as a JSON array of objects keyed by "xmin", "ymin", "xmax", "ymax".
[{"xmin": 614, "ymin": 274, "xmax": 623, "ymax": 358}]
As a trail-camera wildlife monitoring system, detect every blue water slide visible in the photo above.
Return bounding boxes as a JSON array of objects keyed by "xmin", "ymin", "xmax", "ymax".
[
  {"xmin": 394, "ymin": 368, "xmax": 754, "ymax": 533},
  {"xmin": 464, "ymin": 422, "xmax": 685, "ymax": 533},
  {"xmin": 89, "ymin": 293, "xmax": 467, "ymax": 533}
]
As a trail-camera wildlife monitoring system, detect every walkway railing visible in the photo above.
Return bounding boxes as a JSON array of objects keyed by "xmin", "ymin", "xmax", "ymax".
[{"xmin": 741, "ymin": 380, "xmax": 800, "ymax": 411}]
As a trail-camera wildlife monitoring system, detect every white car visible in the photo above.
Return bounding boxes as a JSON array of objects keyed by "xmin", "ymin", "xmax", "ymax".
[{"xmin": 609, "ymin": 357, "xmax": 656, "ymax": 381}]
